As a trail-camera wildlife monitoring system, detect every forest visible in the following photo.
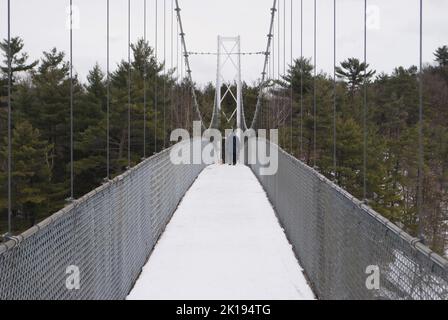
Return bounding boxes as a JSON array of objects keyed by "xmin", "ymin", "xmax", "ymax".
[{"xmin": 0, "ymin": 37, "xmax": 447, "ymax": 256}]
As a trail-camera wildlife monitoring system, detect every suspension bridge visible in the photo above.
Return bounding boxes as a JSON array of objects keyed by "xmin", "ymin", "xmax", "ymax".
[{"xmin": 0, "ymin": 0, "xmax": 447, "ymax": 300}]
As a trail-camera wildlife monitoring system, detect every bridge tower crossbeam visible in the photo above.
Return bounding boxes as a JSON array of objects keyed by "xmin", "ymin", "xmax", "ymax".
[{"xmin": 213, "ymin": 36, "xmax": 243, "ymax": 130}]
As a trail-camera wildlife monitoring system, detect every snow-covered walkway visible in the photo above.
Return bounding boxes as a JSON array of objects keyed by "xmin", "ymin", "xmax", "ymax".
[{"xmin": 127, "ymin": 165, "xmax": 315, "ymax": 300}]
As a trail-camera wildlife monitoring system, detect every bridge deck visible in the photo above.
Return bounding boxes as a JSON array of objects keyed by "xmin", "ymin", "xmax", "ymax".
[{"xmin": 127, "ymin": 165, "xmax": 315, "ymax": 300}]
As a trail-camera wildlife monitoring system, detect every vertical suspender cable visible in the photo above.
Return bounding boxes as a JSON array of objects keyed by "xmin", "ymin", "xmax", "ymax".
[
  {"xmin": 271, "ymin": 7, "xmax": 275, "ymax": 131},
  {"xmin": 300, "ymin": 0, "xmax": 303, "ymax": 159},
  {"xmin": 176, "ymin": 14, "xmax": 180, "ymax": 128},
  {"xmin": 271, "ymin": 16, "xmax": 274, "ymax": 129},
  {"xmin": 180, "ymin": 21, "xmax": 184, "ymax": 128},
  {"xmin": 272, "ymin": 8, "xmax": 275, "ymax": 130},
  {"xmin": 417, "ymin": 0, "xmax": 424, "ymax": 238},
  {"xmin": 261, "ymin": 66, "xmax": 264, "ymax": 129},
  {"xmin": 275, "ymin": 0, "xmax": 282, "ymax": 212},
  {"xmin": 313, "ymin": 0, "xmax": 317, "ymax": 168},
  {"xmin": 170, "ymin": 0, "xmax": 174, "ymax": 143},
  {"xmin": 163, "ymin": 0, "xmax": 166, "ymax": 148},
  {"xmin": 128, "ymin": 0, "xmax": 131, "ymax": 168},
  {"xmin": 154, "ymin": 0, "xmax": 158, "ymax": 153},
  {"xmin": 277, "ymin": 0, "xmax": 280, "ymax": 129},
  {"xmin": 283, "ymin": 0, "xmax": 286, "ymax": 144},
  {"xmin": 143, "ymin": 0, "xmax": 147, "ymax": 158},
  {"xmin": 7, "ymin": 0, "xmax": 12, "ymax": 233},
  {"xmin": 333, "ymin": 0, "xmax": 337, "ymax": 179},
  {"xmin": 283, "ymin": 0, "xmax": 286, "ymax": 148},
  {"xmin": 270, "ymin": 51, "xmax": 273, "ymax": 130},
  {"xmin": 290, "ymin": 0, "xmax": 293, "ymax": 153},
  {"xmin": 70, "ymin": 0, "xmax": 74, "ymax": 199},
  {"xmin": 267, "ymin": 55, "xmax": 270, "ymax": 129},
  {"xmin": 106, "ymin": 0, "xmax": 110, "ymax": 178},
  {"xmin": 363, "ymin": 0, "xmax": 367, "ymax": 200}
]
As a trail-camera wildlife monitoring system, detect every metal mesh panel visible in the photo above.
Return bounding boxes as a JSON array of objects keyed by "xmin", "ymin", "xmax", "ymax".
[
  {"xmin": 0, "ymin": 144, "xmax": 205, "ymax": 300},
  {"xmin": 250, "ymin": 142, "xmax": 448, "ymax": 300}
]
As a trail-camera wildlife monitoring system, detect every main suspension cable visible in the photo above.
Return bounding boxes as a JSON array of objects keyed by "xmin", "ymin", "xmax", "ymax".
[
  {"xmin": 174, "ymin": 0, "xmax": 205, "ymax": 129},
  {"xmin": 249, "ymin": 0, "xmax": 277, "ymax": 130}
]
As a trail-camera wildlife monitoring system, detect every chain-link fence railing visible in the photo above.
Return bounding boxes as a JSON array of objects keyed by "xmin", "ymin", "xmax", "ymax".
[
  {"xmin": 250, "ymin": 142, "xmax": 448, "ymax": 300},
  {"xmin": 0, "ymin": 144, "xmax": 205, "ymax": 300}
]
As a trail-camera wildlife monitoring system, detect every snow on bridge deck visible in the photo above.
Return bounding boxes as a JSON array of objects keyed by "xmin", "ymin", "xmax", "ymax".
[{"xmin": 127, "ymin": 165, "xmax": 315, "ymax": 300}]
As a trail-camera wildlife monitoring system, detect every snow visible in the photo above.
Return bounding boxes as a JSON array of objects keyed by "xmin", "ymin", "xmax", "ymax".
[{"xmin": 127, "ymin": 165, "xmax": 315, "ymax": 300}]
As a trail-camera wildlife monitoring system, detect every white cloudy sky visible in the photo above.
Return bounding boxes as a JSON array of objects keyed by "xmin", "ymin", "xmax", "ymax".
[{"xmin": 0, "ymin": 0, "xmax": 447, "ymax": 86}]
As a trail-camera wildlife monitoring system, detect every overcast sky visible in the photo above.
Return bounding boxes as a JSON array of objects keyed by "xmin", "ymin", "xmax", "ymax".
[{"xmin": 1, "ymin": 0, "xmax": 447, "ymax": 86}]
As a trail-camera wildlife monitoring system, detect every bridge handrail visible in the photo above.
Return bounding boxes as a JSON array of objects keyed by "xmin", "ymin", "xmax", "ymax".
[
  {"xmin": 0, "ymin": 148, "xmax": 169, "ymax": 254},
  {"xmin": 281, "ymin": 146, "xmax": 448, "ymax": 270},
  {"xmin": 250, "ymin": 141, "xmax": 448, "ymax": 300},
  {"xmin": 0, "ymin": 142, "xmax": 206, "ymax": 300}
]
